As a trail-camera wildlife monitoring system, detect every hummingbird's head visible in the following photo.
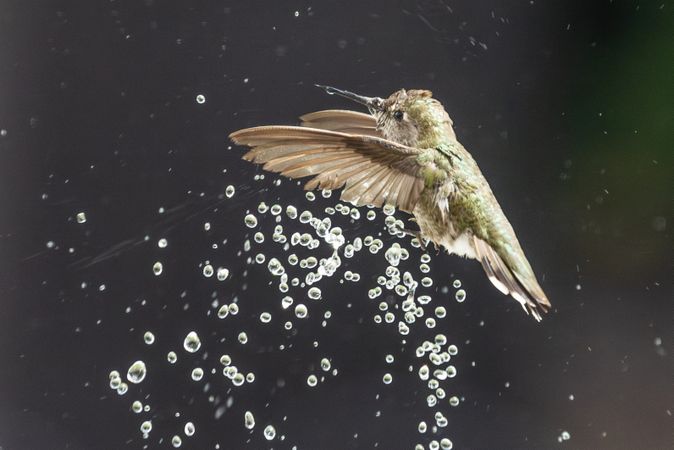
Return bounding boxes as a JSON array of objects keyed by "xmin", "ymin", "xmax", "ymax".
[{"xmin": 316, "ymin": 85, "xmax": 455, "ymax": 147}]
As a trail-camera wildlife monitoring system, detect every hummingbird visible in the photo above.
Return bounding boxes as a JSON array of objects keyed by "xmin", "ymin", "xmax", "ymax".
[{"xmin": 229, "ymin": 85, "xmax": 551, "ymax": 320}]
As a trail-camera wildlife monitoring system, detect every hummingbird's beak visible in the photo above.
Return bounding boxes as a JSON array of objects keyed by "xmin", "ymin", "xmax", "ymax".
[{"xmin": 315, "ymin": 84, "xmax": 384, "ymax": 115}]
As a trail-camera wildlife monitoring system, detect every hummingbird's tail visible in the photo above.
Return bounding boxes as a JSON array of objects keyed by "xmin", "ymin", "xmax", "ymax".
[{"xmin": 472, "ymin": 236, "xmax": 551, "ymax": 321}]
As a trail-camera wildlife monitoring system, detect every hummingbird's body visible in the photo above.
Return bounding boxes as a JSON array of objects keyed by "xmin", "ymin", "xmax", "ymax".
[{"xmin": 230, "ymin": 86, "xmax": 551, "ymax": 320}]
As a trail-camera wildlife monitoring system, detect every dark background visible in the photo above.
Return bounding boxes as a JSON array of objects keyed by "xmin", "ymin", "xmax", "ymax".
[{"xmin": 0, "ymin": 1, "xmax": 671, "ymax": 449}]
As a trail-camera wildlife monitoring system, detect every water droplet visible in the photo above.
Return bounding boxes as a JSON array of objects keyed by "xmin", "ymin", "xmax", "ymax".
[
  {"xmin": 202, "ymin": 264, "xmax": 214, "ymax": 277},
  {"xmin": 167, "ymin": 351, "xmax": 177, "ymax": 364},
  {"xmin": 281, "ymin": 296, "xmax": 293, "ymax": 309},
  {"xmin": 307, "ymin": 287, "xmax": 321, "ymax": 300},
  {"xmin": 217, "ymin": 304, "xmax": 229, "ymax": 319},
  {"xmin": 455, "ymin": 289, "xmax": 466, "ymax": 302},
  {"xmin": 195, "ymin": 94, "xmax": 206, "ymax": 104},
  {"xmin": 244, "ymin": 214, "xmax": 258, "ymax": 228},
  {"xmin": 244, "ymin": 411, "xmax": 255, "ymax": 429},
  {"xmin": 263, "ymin": 424, "xmax": 276, "ymax": 440},
  {"xmin": 216, "ymin": 267, "xmax": 229, "ymax": 281},
  {"xmin": 132, "ymin": 400, "xmax": 143, "ymax": 413},
  {"xmin": 76, "ymin": 212, "xmax": 87, "ymax": 223},
  {"xmin": 307, "ymin": 374, "xmax": 318, "ymax": 387},
  {"xmin": 171, "ymin": 434, "xmax": 182, "ymax": 447},
  {"xmin": 382, "ymin": 373, "xmax": 393, "ymax": 384},
  {"xmin": 191, "ymin": 367, "xmax": 204, "ymax": 381},
  {"xmin": 126, "ymin": 360, "xmax": 147, "ymax": 384},
  {"xmin": 184, "ymin": 422, "xmax": 195, "ymax": 436},
  {"xmin": 140, "ymin": 420, "xmax": 152, "ymax": 434},
  {"xmin": 238, "ymin": 332, "xmax": 248, "ymax": 344},
  {"xmin": 183, "ymin": 331, "xmax": 201, "ymax": 353},
  {"xmin": 294, "ymin": 304, "xmax": 308, "ymax": 318},
  {"xmin": 143, "ymin": 331, "xmax": 155, "ymax": 344},
  {"xmin": 260, "ymin": 312, "xmax": 272, "ymax": 323}
]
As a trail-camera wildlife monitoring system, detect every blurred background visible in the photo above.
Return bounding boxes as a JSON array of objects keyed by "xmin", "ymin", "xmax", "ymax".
[{"xmin": 0, "ymin": 1, "xmax": 671, "ymax": 449}]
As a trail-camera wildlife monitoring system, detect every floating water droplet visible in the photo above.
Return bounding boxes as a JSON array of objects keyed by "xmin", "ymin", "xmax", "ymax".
[
  {"xmin": 307, "ymin": 287, "xmax": 321, "ymax": 300},
  {"xmin": 126, "ymin": 360, "xmax": 147, "ymax": 384},
  {"xmin": 203, "ymin": 264, "xmax": 214, "ymax": 277},
  {"xmin": 382, "ymin": 373, "xmax": 393, "ymax": 384},
  {"xmin": 238, "ymin": 332, "xmax": 248, "ymax": 344},
  {"xmin": 184, "ymin": 422, "xmax": 195, "ymax": 436},
  {"xmin": 225, "ymin": 185, "xmax": 235, "ymax": 198},
  {"xmin": 157, "ymin": 238, "xmax": 167, "ymax": 248},
  {"xmin": 455, "ymin": 289, "xmax": 466, "ymax": 302},
  {"xmin": 307, "ymin": 374, "xmax": 318, "ymax": 387},
  {"xmin": 216, "ymin": 267, "xmax": 229, "ymax": 281},
  {"xmin": 152, "ymin": 261, "xmax": 163, "ymax": 276},
  {"xmin": 244, "ymin": 214, "xmax": 258, "ymax": 228},
  {"xmin": 171, "ymin": 434, "xmax": 182, "ymax": 447},
  {"xmin": 232, "ymin": 372, "xmax": 245, "ymax": 386},
  {"xmin": 76, "ymin": 212, "xmax": 87, "ymax": 223},
  {"xmin": 116, "ymin": 382, "xmax": 128, "ymax": 395},
  {"xmin": 320, "ymin": 358, "xmax": 331, "ymax": 371},
  {"xmin": 281, "ymin": 296, "xmax": 293, "ymax": 309},
  {"xmin": 132, "ymin": 400, "xmax": 143, "ymax": 413},
  {"xmin": 418, "ymin": 421, "xmax": 427, "ymax": 433},
  {"xmin": 244, "ymin": 410, "xmax": 255, "ymax": 429},
  {"xmin": 260, "ymin": 312, "xmax": 272, "ymax": 323},
  {"xmin": 167, "ymin": 351, "xmax": 177, "ymax": 364},
  {"xmin": 263, "ymin": 424, "xmax": 276, "ymax": 440},
  {"xmin": 183, "ymin": 331, "xmax": 201, "ymax": 353},
  {"xmin": 191, "ymin": 367, "xmax": 204, "ymax": 381},
  {"xmin": 140, "ymin": 420, "xmax": 152, "ymax": 434},
  {"xmin": 143, "ymin": 331, "xmax": 155, "ymax": 344},
  {"xmin": 295, "ymin": 304, "xmax": 308, "ymax": 318},
  {"xmin": 195, "ymin": 94, "xmax": 206, "ymax": 104},
  {"xmin": 217, "ymin": 304, "xmax": 229, "ymax": 319},
  {"xmin": 452, "ymin": 279, "xmax": 462, "ymax": 288}
]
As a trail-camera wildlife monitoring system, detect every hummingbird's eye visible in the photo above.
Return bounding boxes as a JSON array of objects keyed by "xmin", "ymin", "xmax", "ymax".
[{"xmin": 393, "ymin": 110, "xmax": 404, "ymax": 121}]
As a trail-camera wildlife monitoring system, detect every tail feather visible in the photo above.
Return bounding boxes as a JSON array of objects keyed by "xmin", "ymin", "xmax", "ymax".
[{"xmin": 472, "ymin": 236, "xmax": 550, "ymax": 321}]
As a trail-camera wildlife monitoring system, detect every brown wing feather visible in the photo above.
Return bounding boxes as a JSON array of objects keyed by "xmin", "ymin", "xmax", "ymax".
[
  {"xmin": 472, "ymin": 236, "xmax": 550, "ymax": 321},
  {"xmin": 300, "ymin": 110, "xmax": 380, "ymax": 137},
  {"xmin": 229, "ymin": 126, "xmax": 425, "ymax": 213}
]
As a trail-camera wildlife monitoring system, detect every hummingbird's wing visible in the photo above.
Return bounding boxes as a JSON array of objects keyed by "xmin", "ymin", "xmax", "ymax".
[
  {"xmin": 229, "ymin": 126, "xmax": 425, "ymax": 213},
  {"xmin": 299, "ymin": 110, "xmax": 381, "ymax": 137},
  {"xmin": 472, "ymin": 234, "xmax": 550, "ymax": 321}
]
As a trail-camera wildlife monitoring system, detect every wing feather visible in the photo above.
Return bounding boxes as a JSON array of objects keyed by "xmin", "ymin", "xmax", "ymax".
[
  {"xmin": 300, "ymin": 110, "xmax": 380, "ymax": 137},
  {"xmin": 230, "ymin": 125, "xmax": 425, "ymax": 212}
]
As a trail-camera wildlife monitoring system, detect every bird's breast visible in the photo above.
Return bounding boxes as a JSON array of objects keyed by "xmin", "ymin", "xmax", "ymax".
[{"xmin": 412, "ymin": 189, "xmax": 476, "ymax": 259}]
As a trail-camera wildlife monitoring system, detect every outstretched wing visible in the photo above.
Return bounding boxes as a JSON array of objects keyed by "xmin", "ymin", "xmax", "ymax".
[
  {"xmin": 229, "ymin": 126, "xmax": 425, "ymax": 213},
  {"xmin": 472, "ymin": 235, "xmax": 551, "ymax": 321},
  {"xmin": 300, "ymin": 109, "xmax": 381, "ymax": 137}
]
